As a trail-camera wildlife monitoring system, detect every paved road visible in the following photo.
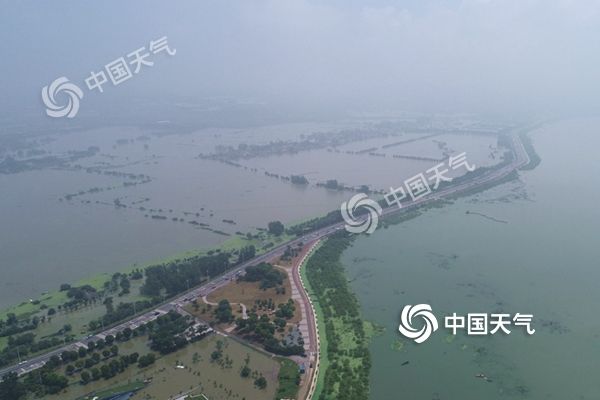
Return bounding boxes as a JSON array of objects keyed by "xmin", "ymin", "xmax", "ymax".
[
  {"xmin": 0, "ymin": 133, "xmax": 529, "ymax": 378},
  {"xmin": 0, "ymin": 225, "xmax": 341, "ymax": 377},
  {"xmin": 287, "ymin": 241, "xmax": 320, "ymax": 400}
]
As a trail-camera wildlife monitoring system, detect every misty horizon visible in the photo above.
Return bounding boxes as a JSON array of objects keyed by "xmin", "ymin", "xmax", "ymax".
[{"xmin": 2, "ymin": 0, "xmax": 600, "ymax": 124}]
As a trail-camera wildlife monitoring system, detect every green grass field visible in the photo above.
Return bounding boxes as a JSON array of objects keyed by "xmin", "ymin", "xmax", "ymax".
[
  {"xmin": 275, "ymin": 358, "xmax": 301, "ymax": 399},
  {"xmin": 303, "ymin": 234, "xmax": 371, "ymax": 399}
]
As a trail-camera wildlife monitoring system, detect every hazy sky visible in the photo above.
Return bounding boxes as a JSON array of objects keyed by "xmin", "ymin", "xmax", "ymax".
[{"xmin": 2, "ymin": 0, "xmax": 600, "ymax": 119}]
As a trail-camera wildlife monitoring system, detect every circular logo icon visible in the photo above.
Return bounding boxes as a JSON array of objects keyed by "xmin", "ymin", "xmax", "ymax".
[
  {"xmin": 41, "ymin": 76, "xmax": 84, "ymax": 118},
  {"xmin": 340, "ymin": 193, "xmax": 382, "ymax": 234},
  {"xmin": 398, "ymin": 304, "xmax": 439, "ymax": 344}
]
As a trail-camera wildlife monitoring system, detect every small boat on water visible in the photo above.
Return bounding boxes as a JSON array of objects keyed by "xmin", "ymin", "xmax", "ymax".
[{"xmin": 475, "ymin": 373, "xmax": 493, "ymax": 382}]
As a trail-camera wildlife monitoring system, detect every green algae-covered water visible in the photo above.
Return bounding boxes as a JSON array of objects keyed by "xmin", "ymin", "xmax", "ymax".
[{"xmin": 343, "ymin": 118, "xmax": 600, "ymax": 399}]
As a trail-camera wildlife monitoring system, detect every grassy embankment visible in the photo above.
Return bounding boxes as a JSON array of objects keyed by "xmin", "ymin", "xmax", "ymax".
[
  {"xmin": 0, "ymin": 230, "xmax": 293, "ymax": 365},
  {"xmin": 303, "ymin": 233, "xmax": 371, "ymax": 400},
  {"xmin": 0, "ymin": 231, "xmax": 293, "ymax": 322}
]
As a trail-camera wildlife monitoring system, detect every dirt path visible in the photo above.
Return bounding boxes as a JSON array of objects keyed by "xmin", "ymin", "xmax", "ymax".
[{"xmin": 202, "ymin": 295, "xmax": 248, "ymax": 320}]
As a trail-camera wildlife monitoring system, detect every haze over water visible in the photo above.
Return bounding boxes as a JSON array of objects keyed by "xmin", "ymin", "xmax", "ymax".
[
  {"xmin": 0, "ymin": 119, "xmax": 497, "ymax": 309},
  {"xmin": 0, "ymin": 124, "xmax": 349, "ymax": 308},
  {"xmin": 344, "ymin": 118, "xmax": 600, "ymax": 399}
]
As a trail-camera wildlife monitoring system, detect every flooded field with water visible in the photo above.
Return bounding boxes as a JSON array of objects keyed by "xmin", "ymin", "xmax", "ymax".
[
  {"xmin": 0, "ymin": 119, "xmax": 502, "ymax": 309},
  {"xmin": 45, "ymin": 335, "xmax": 280, "ymax": 400}
]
